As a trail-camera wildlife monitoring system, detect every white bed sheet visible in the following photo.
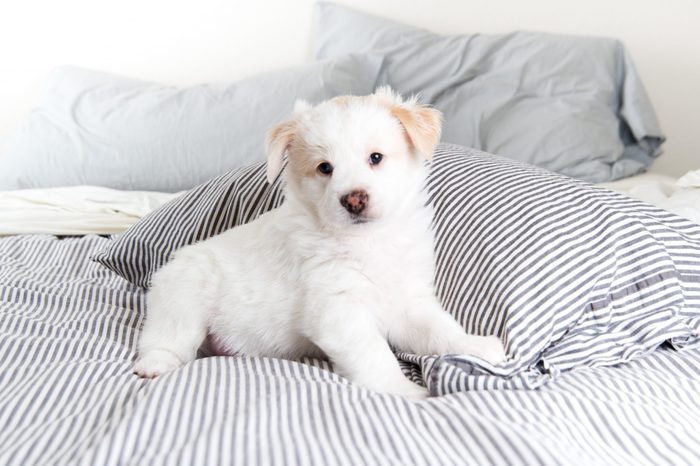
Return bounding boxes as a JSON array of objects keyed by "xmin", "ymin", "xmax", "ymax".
[
  {"xmin": 0, "ymin": 186, "xmax": 179, "ymax": 235},
  {"xmin": 599, "ymin": 169, "xmax": 700, "ymax": 223}
]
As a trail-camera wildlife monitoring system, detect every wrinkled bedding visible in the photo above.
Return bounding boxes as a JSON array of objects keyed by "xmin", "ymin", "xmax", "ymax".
[
  {"xmin": 601, "ymin": 169, "xmax": 700, "ymax": 224},
  {"xmin": 1, "ymin": 234, "xmax": 700, "ymax": 465},
  {"xmin": 0, "ymin": 186, "xmax": 178, "ymax": 235}
]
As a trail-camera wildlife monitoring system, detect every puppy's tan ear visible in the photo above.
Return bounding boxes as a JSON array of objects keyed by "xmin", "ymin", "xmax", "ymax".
[
  {"xmin": 390, "ymin": 104, "xmax": 442, "ymax": 162},
  {"xmin": 265, "ymin": 120, "xmax": 295, "ymax": 183},
  {"xmin": 375, "ymin": 86, "xmax": 442, "ymax": 161}
]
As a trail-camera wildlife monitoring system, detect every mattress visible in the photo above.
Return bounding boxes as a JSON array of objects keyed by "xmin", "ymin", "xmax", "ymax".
[{"xmin": 2, "ymin": 234, "xmax": 700, "ymax": 465}]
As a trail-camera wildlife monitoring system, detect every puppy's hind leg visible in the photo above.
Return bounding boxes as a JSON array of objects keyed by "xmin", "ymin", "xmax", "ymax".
[{"xmin": 133, "ymin": 259, "xmax": 210, "ymax": 378}]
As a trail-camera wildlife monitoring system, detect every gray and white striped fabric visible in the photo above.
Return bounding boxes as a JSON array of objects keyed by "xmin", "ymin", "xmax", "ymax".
[
  {"xmin": 2, "ymin": 234, "xmax": 700, "ymax": 465},
  {"xmin": 93, "ymin": 144, "xmax": 700, "ymax": 391}
]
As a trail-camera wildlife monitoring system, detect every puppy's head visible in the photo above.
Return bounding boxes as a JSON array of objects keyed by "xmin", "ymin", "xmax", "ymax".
[{"xmin": 266, "ymin": 87, "xmax": 442, "ymax": 229}]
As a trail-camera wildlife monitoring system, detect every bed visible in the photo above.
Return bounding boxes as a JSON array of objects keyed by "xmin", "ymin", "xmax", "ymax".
[
  {"xmin": 2, "ymin": 3, "xmax": 700, "ymax": 465},
  {"xmin": 2, "ymin": 155, "xmax": 700, "ymax": 465},
  {"xmin": 0, "ymin": 233, "xmax": 699, "ymax": 465}
]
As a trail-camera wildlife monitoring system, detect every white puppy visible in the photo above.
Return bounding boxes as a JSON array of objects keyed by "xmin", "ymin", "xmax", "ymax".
[{"xmin": 133, "ymin": 88, "xmax": 506, "ymax": 398}]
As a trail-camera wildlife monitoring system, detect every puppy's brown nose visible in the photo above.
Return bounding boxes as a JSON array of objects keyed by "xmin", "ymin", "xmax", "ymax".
[{"xmin": 340, "ymin": 190, "xmax": 369, "ymax": 215}]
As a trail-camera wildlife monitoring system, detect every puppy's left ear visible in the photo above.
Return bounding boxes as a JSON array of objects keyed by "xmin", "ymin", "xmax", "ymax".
[
  {"xmin": 265, "ymin": 120, "xmax": 296, "ymax": 183},
  {"xmin": 391, "ymin": 103, "xmax": 442, "ymax": 162}
]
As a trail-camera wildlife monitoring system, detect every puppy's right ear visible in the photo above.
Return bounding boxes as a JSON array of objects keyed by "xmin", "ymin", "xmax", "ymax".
[
  {"xmin": 266, "ymin": 100, "xmax": 311, "ymax": 183},
  {"xmin": 265, "ymin": 120, "xmax": 296, "ymax": 184}
]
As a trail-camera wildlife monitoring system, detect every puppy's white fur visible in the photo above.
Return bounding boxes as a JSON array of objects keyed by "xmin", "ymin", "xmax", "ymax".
[{"xmin": 134, "ymin": 87, "xmax": 506, "ymax": 399}]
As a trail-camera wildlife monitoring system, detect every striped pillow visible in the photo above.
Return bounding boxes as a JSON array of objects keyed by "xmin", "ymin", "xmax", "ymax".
[{"xmin": 93, "ymin": 144, "xmax": 700, "ymax": 390}]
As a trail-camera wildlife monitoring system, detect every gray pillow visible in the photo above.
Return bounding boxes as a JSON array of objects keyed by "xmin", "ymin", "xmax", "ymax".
[
  {"xmin": 0, "ymin": 55, "xmax": 383, "ymax": 192},
  {"xmin": 314, "ymin": 2, "xmax": 664, "ymax": 182},
  {"xmin": 93, "ymin": 144, "xmax": 700, "ymax": 393}
]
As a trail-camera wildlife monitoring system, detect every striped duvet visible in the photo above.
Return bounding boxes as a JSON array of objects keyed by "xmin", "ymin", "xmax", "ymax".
[{"xmin": 2, "ymin": 234, "xmax": 700, "ymax": 465}]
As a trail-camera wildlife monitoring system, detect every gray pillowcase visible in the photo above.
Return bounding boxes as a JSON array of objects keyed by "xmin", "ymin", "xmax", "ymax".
[
  {"xmin": 314, "ymin": 2, "xmax": 664, "ymax": 183},
  {"xmin": 0, "ymin": 55, "xmax": 383, "ymax": 192}
]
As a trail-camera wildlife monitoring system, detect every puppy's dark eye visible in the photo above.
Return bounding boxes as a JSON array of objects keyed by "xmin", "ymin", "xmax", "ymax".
[
  {"xmin": 317, "ymin": 162, "xmax": 334, "ymax": 176},
  {"xmin": 369, "ymin": 152, "xmax": 383, "ymax": 165}
]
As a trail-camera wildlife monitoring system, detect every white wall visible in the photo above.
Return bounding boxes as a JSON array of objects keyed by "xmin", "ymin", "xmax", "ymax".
[{"xmin": 1, "ymin": 0, "xmax": 698, "ymax": 176}]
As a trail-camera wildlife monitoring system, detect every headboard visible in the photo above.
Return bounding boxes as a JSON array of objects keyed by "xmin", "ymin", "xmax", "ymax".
[{"xmin": 0, "ymin": 0, "xmax": 697, "ymax": 177}]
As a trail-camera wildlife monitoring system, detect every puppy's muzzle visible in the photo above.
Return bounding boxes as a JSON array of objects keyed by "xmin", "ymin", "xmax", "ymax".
[{"xmin": 340, "ymin": 190, "xmax": 369, "ymax": 216}]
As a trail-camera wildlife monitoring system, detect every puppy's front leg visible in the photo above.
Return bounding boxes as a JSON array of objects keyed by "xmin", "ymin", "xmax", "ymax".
[
  {"xmin": 306, "ymin": 301, "xmax": 428, "ymax": 400},
  {"xmin": 133, "ymin": 263, "xmax": 209, "ymax": 378},
  {"xmin": 392, "ymin": 293, "xmax": 507, "ymax": 365}
]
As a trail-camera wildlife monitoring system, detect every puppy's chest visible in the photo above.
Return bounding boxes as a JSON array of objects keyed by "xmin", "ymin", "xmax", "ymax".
[{"xmin": 339, "ymin": 233, "xmax": 434, "ymax": 290}]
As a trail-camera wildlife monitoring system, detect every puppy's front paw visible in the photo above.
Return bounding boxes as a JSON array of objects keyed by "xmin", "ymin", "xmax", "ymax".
[
  {"xmin": 402, "ymin": 384, "xmax": 430, "ymax": 401},
  {"xmin": 133, "ymin": 349, "xmax": 182, "ymax": 378},
  {"xmin": 386, "ymin": 380, "xmax": 430, "ymax": 401},
  {"xmin": 475, "ymin": 335, "xmax": 507, "ymax": 365},
  {"xmin": 451, "ymin": 335, "xmax": 507, "ymax": 366}
]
